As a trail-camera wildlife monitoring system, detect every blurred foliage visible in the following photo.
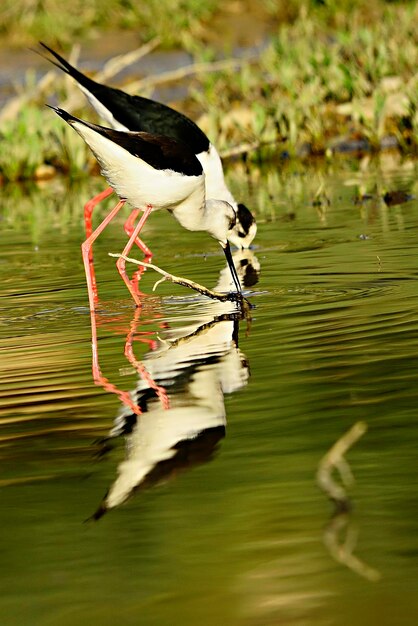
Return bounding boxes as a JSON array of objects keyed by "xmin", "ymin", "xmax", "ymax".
[
  {"xmin": 0, "ymin": 1, "xmax": 418, "ymax": 181},
  {"xmin": 0, "ymin": 0, "xmax": 219, "ymax": 48},
  {"xmin": 0, "ymin": 0, "xmax": 414, "ymax": 48},
  {"xmin": 193, "ymin": 1, "xmax": 418, "ymax": 158},
  {"xmin": 0, "ymin": 104, "xmax": 93, "ymax": 182}
]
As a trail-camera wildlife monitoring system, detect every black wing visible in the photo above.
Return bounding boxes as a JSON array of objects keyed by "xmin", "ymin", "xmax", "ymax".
[
  {"xmin": 50, "ymin": 107, "xmax": 203, "ymax": 177},
  {"xmin": 39, "ymin": 43, "xmax": 210, "ymax": 155},
  {"xmin": 109, "ymin": 129, "xmax": 204, "ymax": 177}
]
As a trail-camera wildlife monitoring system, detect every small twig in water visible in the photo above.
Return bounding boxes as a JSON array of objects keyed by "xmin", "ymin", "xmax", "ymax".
[
  {"xmin": 108, "ymin": 253, "xmax": 247, "ymax": 306},
  {"xmin": 317, "ymin": 421, "xmax": 367, "ymax": 508},
  {"xmin": 323, "ymin": 511, "xmax": 381, "ymax": 582},
  {"xmin": 318, "ymin": 421, "xmax": 381, "ymax": 582}
]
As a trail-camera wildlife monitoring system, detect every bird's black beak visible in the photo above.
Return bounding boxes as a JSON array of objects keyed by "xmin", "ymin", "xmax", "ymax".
[{"xmin": 221, "ymin": 241, "xmax": 242, "ymax": 294}]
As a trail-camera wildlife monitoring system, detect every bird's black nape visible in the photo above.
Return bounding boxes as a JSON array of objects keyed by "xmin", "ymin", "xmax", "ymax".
[
  {"xmin": 222, "ymin": 241, "xmax": 242, "ymax": 295},
  {"xmin": 237, "ymin": 203, "xmax": 255, "ymax": 234}
]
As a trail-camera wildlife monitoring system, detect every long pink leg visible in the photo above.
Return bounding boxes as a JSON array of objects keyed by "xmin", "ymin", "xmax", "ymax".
[
  {"xmin": 89, "ymin": 307, "xmax": 142, "ymax": 416},
  {"xmin": 116, "ymin": 204, "xmax": 153, "ymax": 306},
  {"xmin": 124, "ymin": 307, "xmax": 170, "ymax": 409},
  {"xmin": 84, "ymin": 190, "xmax": 151, "ymax": 303},
  {"xmin": 84, "ymin": 187, "xmax": 114, "ymax": 239},
  {"xmin": 82, "ymin": 199, "xmax": 126, "ymax": 311},
  {"xmin": 84, "ymin": 187, "xmax": 114, "ymax": 302},
  {"xmin": 124, "ymin": 208, "xmax": 153, "ymax": 295},
  {"xmin": 124, "ymin": 208, "xmax": 152, "ymax": 257},
  {"xmin": 83, "ymin": 194, "xmax": 140, "ymax": 412}
]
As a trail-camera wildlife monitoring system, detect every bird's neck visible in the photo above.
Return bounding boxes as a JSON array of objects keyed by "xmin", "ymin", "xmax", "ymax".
[
  {"xmin": 171, "ymin": 188, "xmax": 212, "ymax": 235},
  {"xmin": 197, "ymin": 144, "xmax": 237, "ymax": 210}
]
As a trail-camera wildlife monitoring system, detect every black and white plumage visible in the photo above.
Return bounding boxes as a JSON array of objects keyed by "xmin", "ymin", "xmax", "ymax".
[
  {"xmin": 39, "ymin": 42, "xmax": 257, "ymax": 248},
  {"xmin": 49, "ymin": 106, "xmax": 243, "ymax": 298}
]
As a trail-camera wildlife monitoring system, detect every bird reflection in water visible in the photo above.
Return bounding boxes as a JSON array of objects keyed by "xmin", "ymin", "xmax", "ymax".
[{"xmin": 89, "ymin": 249, "xmax": 259, "ymax": 519}]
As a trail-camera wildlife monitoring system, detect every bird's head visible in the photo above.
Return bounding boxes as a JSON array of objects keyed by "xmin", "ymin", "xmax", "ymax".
[
  {"xmin": 227, "ymin": 203, "xmax": 257, "ymax": 249},
  {"xmin": 205, "ymin": 199, "xmax": 237, "ymax": 244}
]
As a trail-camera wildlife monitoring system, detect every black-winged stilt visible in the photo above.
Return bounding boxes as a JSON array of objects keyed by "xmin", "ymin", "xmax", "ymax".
[
  {"xmin": 49, "ymin": 106, "xmax": 243, "ymax": 310},
  {"xmin": 39, "ymin": 42, "xmax": 257, "ymax": 249}
]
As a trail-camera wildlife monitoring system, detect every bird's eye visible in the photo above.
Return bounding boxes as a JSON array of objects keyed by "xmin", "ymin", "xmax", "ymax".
[{"xmin": 228, "ymin": 214, "xmax": 237, "ymax": 229}]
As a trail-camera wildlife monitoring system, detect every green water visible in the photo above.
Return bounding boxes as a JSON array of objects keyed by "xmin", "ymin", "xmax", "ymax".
[{"xmin": 1, "ymin": 157, "xmax": 418, "ymax": 625}]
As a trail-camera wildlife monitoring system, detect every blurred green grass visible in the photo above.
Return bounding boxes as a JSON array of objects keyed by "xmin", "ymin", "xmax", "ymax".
[
  {"xmin": 0, "ymin": 0, "xmax": 417, "ymax": 182},
  {"xmin": 0, "ymin": 0, "xmax": 219, "ymax": 48}
]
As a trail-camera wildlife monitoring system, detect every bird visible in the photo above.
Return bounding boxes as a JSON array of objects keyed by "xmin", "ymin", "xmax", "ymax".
[
  {"xmin": 49, "ymin": 106, "xmax": 244, "ymax": 310},
  {"xmin": 38, "ymin": 42, "xmax": 257, "ymax": 250}
]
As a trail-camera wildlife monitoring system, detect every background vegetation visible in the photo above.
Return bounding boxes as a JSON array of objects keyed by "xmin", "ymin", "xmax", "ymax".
[{"xmin": 0, "ymin": 0, "xmax": 417, "ymax": 182}]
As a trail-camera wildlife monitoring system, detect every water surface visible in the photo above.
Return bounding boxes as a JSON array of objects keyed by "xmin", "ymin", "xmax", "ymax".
[{"xmin": 1, "ymin": 156, "xmax": 418, "ymax": 625}]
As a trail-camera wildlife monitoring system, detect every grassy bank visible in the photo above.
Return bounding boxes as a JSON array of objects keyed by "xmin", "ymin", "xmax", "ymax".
[
  {"xmin": 0, "ymin": 1, "xmax": 417, "ymax": 182},
  {"xmin": 196, "ymin": 2, "xmax": 418, "ymax": 159},
  {"xmin": 0, "ymin": 0, "xmax": 220, "ymax": 48}
]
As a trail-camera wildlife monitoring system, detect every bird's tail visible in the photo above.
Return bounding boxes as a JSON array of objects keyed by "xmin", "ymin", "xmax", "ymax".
[
  {"xmin": 45, "ymin": 104, "xmax": 78, "ymax": 124},
  {"xmin": 37, "ymin": 42, "xmax": 99, "ymax": 93}
]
